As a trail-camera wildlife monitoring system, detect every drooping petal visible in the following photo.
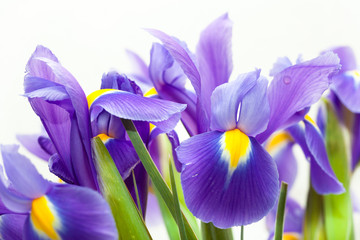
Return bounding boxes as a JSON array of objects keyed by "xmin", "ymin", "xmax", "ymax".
[
  {"xmin": 177, "ymin": 130, "xmax": 279, "ymax": 228},
  {"xmin": 48, "ymin": 154, "xmax": 76, "ymax": 184},
  {"xmin": 331, "ymin": 70, "xmax": 360, "ymax": 113},
  {"xmin": 304, "ymin": 120, "xmax": 345, "ymax": 194},
  {"xmin": 269, "ymin": 56, "xmax": 293, "ymax": 76},
  {"xmin": 16, "ymin": 134, "xmax": 52, "ymax": 161},
  {"xmin": 25, "ymin": 184, "xmax": 117, "ymax": 240},
  {"xmin": 147, "ymin": 29, "xmax": 201, "ymax": 96},
  {"xmin": 196, "ymin": 13, "xmax": 233, "ymax": 118},
  {"xmin": 1, "ymin": 145, "xmax": 51, "ymax": 199},
  {"xmin": 257, "ymin": 52, "xmax": 341, "ymax": 143},
  {"xmin": 0, "ymin": 214, "xmax": 26, "ymax": 240},
  {"xmin": 210, "ymin": 70, "xmax": 259, "ymax": 132},
  {"xmin": 24, "ymin": 77, "xmax": 70, "ymax": 102},
  {"xmin": 89, "ymin": 89, "xmax": 186, "ymax": 133}
]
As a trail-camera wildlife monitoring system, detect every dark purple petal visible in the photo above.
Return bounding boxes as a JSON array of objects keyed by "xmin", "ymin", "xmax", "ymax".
[
  {"xmin": 196, "ymin": 13, "xmax": 233, "ymax": 118},
  {"xmin": 26, "ymin": 184, "xmax": 117, "ymax": 240},
  {"xmin": 331, "ymin": 71, "xmax": 360, "ymax": 113},
  {"xmin": 330, "ymin": 46, "xmax": 357, "ymax": 73},
  {"xmin": 237, "ymin": 75, "xmax": 270, "ymax": 136},
  {"xmin": 257, "ymin": 52, "xmax": 341, "ymax": 143},
  {"xmin": 177, "ymin": 130, "xmax": 279, "ymax": 227},
  {"xmin": 16, "ymin": 134, "xmax": 51, "ymax": 161},
  {"xmin": 48, "ymin": 153, "xmax": 76, "ymax": 184},
  {"xmin": 304, "ymin": 121, "xmax": 345, "ymax": 194},
  {"xmin": 0, "ymin": 214, "xmax": 26, "ymax": 240},
  {"xmin": 124, "ymin": 164, "xmax": 148, "ymax": 217},
  {"xmin": 167, "ymin": 130, "xmax": 182, "ymax": 172},
  {"xmin": 210, "ymin": 70, "xmax": 259, "ymax": 132},
  {"xmin": 104, "ymin": 139, "xmax": 140, "ymax": 179},
  {"xmin": 38, "ymin": 136, "xmax": 57, "ymax": 156},
  {"xmin": 351, "ymin": 114, "xmax": 360, "ymax": 170},
  {"xmin": 147, "ymin": 29, "xmax": 201, "ymax": 96},
  {"xmin": 1, "ymin": 145, "xmax": 51, "ymax": 199},
  {"xmin": 90, "ymin": 90, "xmax": 186, "ymax": 133}
]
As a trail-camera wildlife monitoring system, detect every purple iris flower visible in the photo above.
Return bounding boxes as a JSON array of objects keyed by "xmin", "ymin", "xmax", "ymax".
[
  {"xmin": 0, "ymin": 145, "xmax": 117, "ymax": 239},
  {"xmin": 326, "ymin": 46, "xmax": 360, "ymax": 170},
  {"xmin": 24, "ymin": 46, "xmax": 186, "ymax": 192},
  {"xmin": 147, "ymin": 14, "xmax": 341, "ymax": 228}
]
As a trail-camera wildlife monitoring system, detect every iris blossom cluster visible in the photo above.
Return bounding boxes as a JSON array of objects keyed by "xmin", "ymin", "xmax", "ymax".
[{"xmin": 0, "ymin": 13, "xmax": 356, "ymax": 239}]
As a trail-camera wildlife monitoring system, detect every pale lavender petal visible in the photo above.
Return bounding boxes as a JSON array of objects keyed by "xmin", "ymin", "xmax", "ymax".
[
  {"xmin": 331, "ymin": 71, "xmax": 360, "ymax": 113},
  {"xmin": 196, "ymin": 13, "xmax": 233, "ymax": 117},
  {"xmin": 101, "ymin": 72, "xmax": 143, "ymax": 95},
  {"xmin": 269, "ymin": 56, "xmax": 292, "ymax": 76},
  {"xmin": 210, "ymin": 70, "xmax": 259, "ymax": 132},
  {"xmin": 16, "ymin": 134, "xmax": 51, "ymax": 161},
  {"xmin": 24, "ymin": 77, "xmax": 69, "ymax": 102},
  {"xmin": 147, "ymin": 29, "xmax": 201, "ymax": 96},
  {"xmin": 126, "ymin": 49, "xmax": 152, "ymax": 88},
  {"xmin": 237, "ymin": 75, "xmax": 270, "ymax": 136},
  {"xmin": 257, "ymin": 52, "xmax": 340, "ymax": 143},
  {"xmin": 330, "ymin": 46, "xmax": 357, "ymax": 73},
  {"xmin": 90, "ymin": 90, "xmax": 186, "ymax": 133},
  {"xmin": 177, "ymin": 131, "xmax": 279, "ymax": 227},
  {"xmin": 1, "ymin": 145, "xmax": 51, "ymax": 198}
]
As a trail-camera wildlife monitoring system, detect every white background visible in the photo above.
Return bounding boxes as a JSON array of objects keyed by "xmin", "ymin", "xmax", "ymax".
[{"xmin": 1, "ymin": 0, "xmax": 360, "ymax": 239}]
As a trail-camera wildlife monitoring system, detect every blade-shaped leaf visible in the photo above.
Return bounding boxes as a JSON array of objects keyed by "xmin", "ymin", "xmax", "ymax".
[
  {"xmin": 201, "ymin": 222, "xmax": 233, "ymax": 240},
  {"xmin": 274, "ymin": 182, "xmax": 288, "ymax": 240},
  {"xmin": 121, "ymin": 118, "xmax": 198, "ymax": 240},
  {"xmin": 91, "ymin": 137, "xmax": 152, "ymax": 240}
]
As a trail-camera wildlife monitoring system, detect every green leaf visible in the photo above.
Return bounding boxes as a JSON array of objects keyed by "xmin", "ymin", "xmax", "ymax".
[
  {"xmin": 121, "ymin": 118, "xmax": 198, "ymax": 240},
  {"xmin": 323, "ymin": 100, "xmax": 354, "ymax": 240},
  {"xmin": 303, "ymin": 186, "xmax": 326, "ymax": 240},
  {"xmin": 274, "ymin": 182, "xmax": 288, "ymax": 240},
  {"xmin": 91, "ymin": 137, "xmax": 152, "ymax": 240},
  {"xmin": 169, "ymin": 160, "xmax": 188, "ymax": 240},
  {"xmin": 201, "ymin": 222, "xmax": 233, "ymax": 240}
]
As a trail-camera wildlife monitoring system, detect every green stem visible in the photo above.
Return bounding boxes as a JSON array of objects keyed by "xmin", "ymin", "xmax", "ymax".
[
  {"xmin": 274, "ymin": 182, "xmax": 288, "ymax": 240},
  {"xmin": 240, "ymin": 226, "xmax": 244, "ymax": 240}
]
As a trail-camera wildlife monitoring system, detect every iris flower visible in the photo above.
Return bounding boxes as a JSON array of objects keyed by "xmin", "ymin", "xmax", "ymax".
[
  {"xmin": 148, "ymin": 14, "xmax": 341, "ymax": 227},
  {"xmin": 24, "ymin": 46, "xmax": 186, "ymax": 192},
  {"xmin": 0, "ymin": 145, "xmax": 117, "ymax": 239}
]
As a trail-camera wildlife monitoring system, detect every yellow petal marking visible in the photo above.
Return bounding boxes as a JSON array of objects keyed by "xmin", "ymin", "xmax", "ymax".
[
  {"xmin": 96, "ymin": 133, "xmax": 112, "ymax": 142},
  {"xmin": 31, "ymin": 196, "xmax": 60, "ymax": 240},
  {"xmin": 304, "ymin": 114, "xmax": 317, "ymax": 126},
  {"xmin": 354, "ymin": 70, "xmax": 360, "ymax": 77},
  {"xmin": 87, "ymin": 89, "xmax": 116, "ymax": 109},
  {"xmin": 144, "ymin": 87, "xmax": 158, "ymax": 97},
  {"xmin": 283, "ymin": 232, "xmax": 301, "ymax": 240},
  {"xmin": 266, "ymin": 132, "xmax": 293, "ymax": 153},
  {"xmin": 224, "ymin": 129, "xmax": 250, "ymax": 168}
]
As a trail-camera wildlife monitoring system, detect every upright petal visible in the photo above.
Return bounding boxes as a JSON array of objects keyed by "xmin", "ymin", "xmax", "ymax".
[
  {"xmin": 330, "ymin": 46, "xmax": 357, "ymax": 73},
  {"xmin": 1, "ymin": 145, "xmax": 51, "ymax": 199},
  {"xmin": 125, "ymin": 49, "xmax": 152, "ymax": 90},
  {"xmin": 257, "ymin": 52, "xmax": 340, "ymax": 143},
  {"xmin": 210, "ymin": 70, "xmax": 259, "ymax": 132},
  {"xmin": 147, "ymin": 29, "xmax": 201, "ymax": 96},
  {"xmin": 89, "ymin": 90, "xmax": 186, "ymax": 133},
  {"xmin": 197, "ymin": 13, "xmax": 233, "ymax": 118},
  {"xmin": 25, "ymin": 184, "xmax": 117, "ymax": 240},
  {"xmin": 177, "ymin": 130, "xmax": 279, "ymax": 228},
  {"xmin": 101, "ymin": 72, "xmax": 143, "ymax": 95}
]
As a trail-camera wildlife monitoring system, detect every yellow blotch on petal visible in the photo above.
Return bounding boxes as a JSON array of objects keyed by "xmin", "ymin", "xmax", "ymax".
[
  {"xmin": 283, "ymin": 233, "xmax": 301, "ymax": 240},
  {"xmin": 266, "ymin": 132, "xmax": 293, "ymax": 153},
  {"xmin": 97, "ymin": 133, "xmax": 111, "ymax": 142},
  {"xmin": 87, "ymin": 89, "xmax": 116, "ymax": 109},
  {"xmin": 31, "ymin": 196, "xmax": 60, "ymax": 240},
  {"xmin": 304, "ymin": 114, "xmax": 317, "ymax": 126},
  {"xmin": 354, "ymin": 70, "xmax": 360, "ymax": 77},
  {"xmin": 224, "ymin": 129, "xmax": 250, "ymax": 168},
  {"xmin": 144, "ymin": 87, "xmax": 158, "ymax": 97}
]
